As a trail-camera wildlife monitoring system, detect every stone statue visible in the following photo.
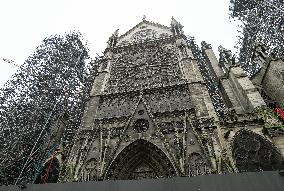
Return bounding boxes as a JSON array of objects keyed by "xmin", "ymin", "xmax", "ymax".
[
  {"xmin": 107, "ymin": 29, "xmax": 119, "ymax": 48},
  {"xmin": 171, "ymin": 17, "xmax": 184, "ymax": 36},
  {"xmin": 201, "ymin": 41, "xmax": 212, "ymax": 49}
]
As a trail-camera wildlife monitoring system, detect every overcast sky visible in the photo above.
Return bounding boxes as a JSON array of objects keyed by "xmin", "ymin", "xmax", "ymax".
[{"xmin": 0, "ymin": 0, "xmax": 239, "ymax": 88}]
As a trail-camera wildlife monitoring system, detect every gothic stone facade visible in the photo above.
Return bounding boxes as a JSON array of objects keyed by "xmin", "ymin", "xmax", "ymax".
[{"xmin": 62, "ymin": 18, "xmax": 284, "ymax": 181}]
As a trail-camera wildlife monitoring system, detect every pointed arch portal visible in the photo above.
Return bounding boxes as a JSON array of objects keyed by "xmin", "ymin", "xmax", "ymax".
[{"xmin": 105, "ymin": 139, "xmax": 177, "ymax": 180}]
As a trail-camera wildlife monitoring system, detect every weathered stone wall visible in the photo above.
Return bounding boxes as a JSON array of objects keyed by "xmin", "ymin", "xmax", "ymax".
[
  {"xmin": 262, "ymin": 59, "xmax": 284, "ymax": 105},
  {"xmin": 62, "ymin": 21, "xmax": 284, "ymax": 183}
]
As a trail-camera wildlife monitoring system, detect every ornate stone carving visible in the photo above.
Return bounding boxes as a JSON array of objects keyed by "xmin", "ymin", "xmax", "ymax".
[
  {"xmin": 231, "ymin": 130, "xmax": 284, "ymax": 172},
  {"xmin": 196, "ymin": 117, "xmax": 215, "ymax": 130},
  {"xmin": 85, "ymin": 158, "xmax": 97, "ymax": 170},
  {"xmin": 151, "ymin": 132, "xmax": 159, "ymax": 140},
  {"xmin": 107, "ymin": 43, "xmax": 186, "ymax": 92},
  {"xmin": 124, "ymin": 134, "xmax": 131, "ymax": 142},
  {"xmin": 107, "ymin": 29, "xmax": 119, "ymax": 48},
  {"xmin": 201, "ymin": 41, "xmax": 212, "ymax": 50},
  {"xmin": 133, "ymin": 119, "xmax": 149, "ymax": 133},
  {"xmin": 218, "ymin": 46, "xmax": 236, "ymax": 70},
  {"xmin": 130, "ymin": 29, "xmax": 158, "ymax": 42},
  {"xmin": 266, "ymin": 128, "xmax": 284, "ymax": 137},
  {"xmin": 188, "ymin": 152, "xmax": 208, "ymax": 176},
  {"xmin": 159, "ymin": 120, "xmax": 184, "ymax": 134},
  {"xmin": 171, "ymin": 17, "xmax": 184, "ymax": 36},
  {"xmin": 253, "ymin": 43, "xmax": 268, "ymax": 59},
  {"xmin": 189, "ymin": 139, "xmax": 195, "ymax": 145},
  {"xmin": 83, "ymin": 158, "xmax": 98, "ymax": 181}
]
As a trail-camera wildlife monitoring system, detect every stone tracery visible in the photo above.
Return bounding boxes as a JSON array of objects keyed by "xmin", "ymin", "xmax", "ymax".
[{"xmin": 232, "ymin": 130, "xmax": 283, "ymax": 172}]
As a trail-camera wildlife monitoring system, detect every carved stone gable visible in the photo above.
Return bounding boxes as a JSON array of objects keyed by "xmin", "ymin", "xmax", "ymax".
[{"xmin": 117, "ymin": 20, "xmax": 173, "ymax": 46}]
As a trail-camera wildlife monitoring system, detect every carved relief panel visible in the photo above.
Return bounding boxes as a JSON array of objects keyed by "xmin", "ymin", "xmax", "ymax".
[
  {"xmin": 130, "ymin": 29, "xmax": 158, "ymax": 42},
  {"xmin": 107, "ymin": 43, "xmax": 186, "ymax": 92}
]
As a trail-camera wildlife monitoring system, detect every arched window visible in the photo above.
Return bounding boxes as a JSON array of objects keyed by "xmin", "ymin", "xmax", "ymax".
[{"xmin": 232, "ymin": 130, "xmax": 283, "ymax": 172}]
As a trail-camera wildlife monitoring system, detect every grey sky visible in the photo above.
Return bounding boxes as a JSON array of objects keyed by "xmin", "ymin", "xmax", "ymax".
[{"xmin": 0, "ymin": 0, "xmax": 239, "ymax": 88}]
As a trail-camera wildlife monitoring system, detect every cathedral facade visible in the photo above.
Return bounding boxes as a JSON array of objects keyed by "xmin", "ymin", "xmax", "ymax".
[{"xmin": 61, "ymin": 18, "xmax": 284, "ymax": 181}]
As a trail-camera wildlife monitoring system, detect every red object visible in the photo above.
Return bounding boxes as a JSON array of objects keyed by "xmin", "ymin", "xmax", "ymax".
[
  {"xmin": 42, "ymin": 156, "xmax": 55, "ymax": 184},
  {"xmin": 274, "ymin": 107, "xmax": 284, "ymax": 121}
]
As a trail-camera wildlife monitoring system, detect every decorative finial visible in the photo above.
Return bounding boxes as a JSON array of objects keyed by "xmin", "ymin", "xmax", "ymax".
[
  {"xmin": 114, "ymin": 29, "xmax": 119, "ymax": 37},
  {"xmin": 143, "ymin": 15, "xmax": 146, "ymax": 21},
  {"xmin": 171, "ymin": 16, "xmax": 184, "ymax": 36},
  {"xmin": 107, "ymin": 29, "xmax": 119, "ymax": 48},
  {"xmin": 171, "ymin": 16, "xmax": 178, "ymax": 25},
  {"xmin": 201, "ymin": 41, "xmax": 212, "ymax": 50},
  {"xmin": 218, "ymin": 45, "xmax": 230, "ymax": 53}
]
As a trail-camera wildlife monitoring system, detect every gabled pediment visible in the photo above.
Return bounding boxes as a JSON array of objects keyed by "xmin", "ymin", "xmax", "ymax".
[
  {"xmin": 128, "ymin": 97, "xmax": 155, "ymax": 133},
  {"xmin": 116, "ymin": 20, "xmax": 173, "ymax": 46}
]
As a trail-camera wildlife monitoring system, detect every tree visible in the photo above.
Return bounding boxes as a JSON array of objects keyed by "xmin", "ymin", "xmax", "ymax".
[
  {"xmin": 0, "ymin": 32, "xmax": 99, "ymax": 185},
  {"xmin": 229, "ymin": 0, "xmax": 284, "ymax": 75}
]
